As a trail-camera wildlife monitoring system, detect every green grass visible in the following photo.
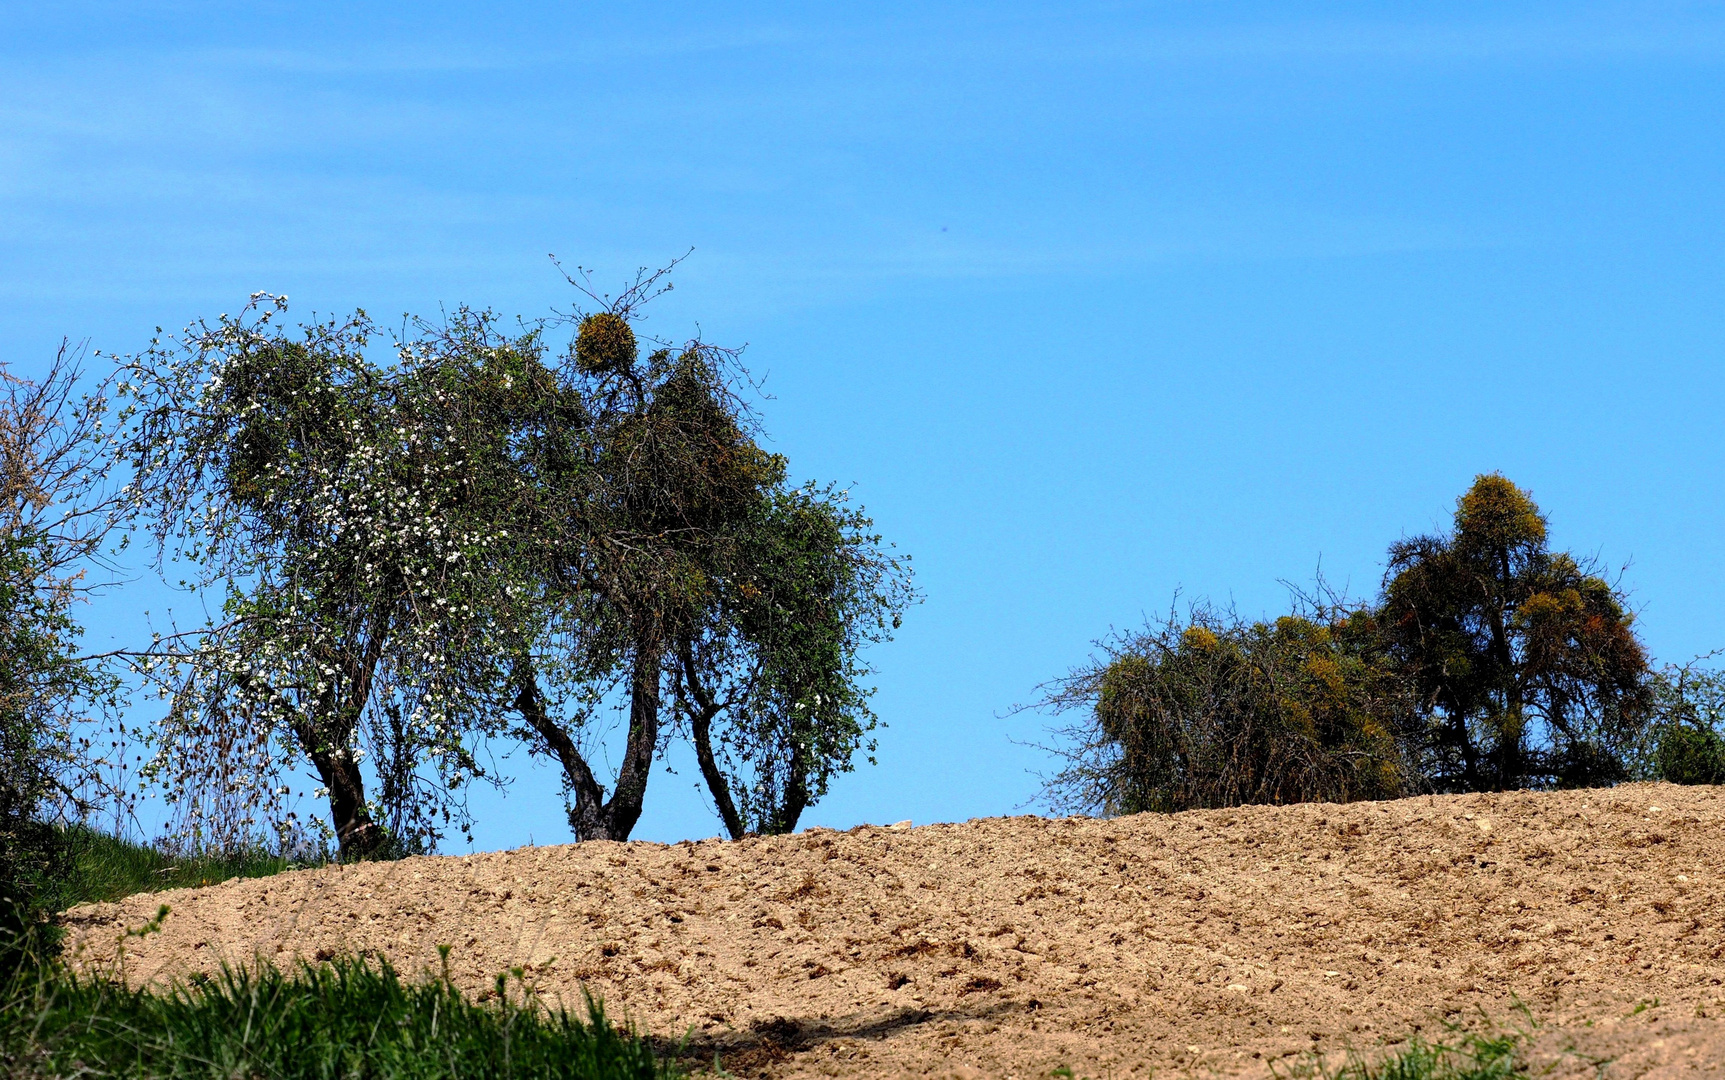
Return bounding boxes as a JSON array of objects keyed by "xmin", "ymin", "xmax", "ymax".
[
  {"xmin": 5, "ymin": 831, "xmax": 679, "ymax": 1078},
  {"xmin": 52, "ymin": 827, "xmax": 322, "ymax": 908},
  {"xmin": 1, "ymin": 935, "xmax": 678, "ymax": 1080},
  {"xmin": 1276, "ymin": 1026, "xmax": 1531, "ymax": 1080}
]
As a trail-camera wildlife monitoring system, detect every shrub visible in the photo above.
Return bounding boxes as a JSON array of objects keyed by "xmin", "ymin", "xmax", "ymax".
[
  {"xmin": 1034, "ymin": 601, "xmax": 1417, "ymax": 815},
  {"xmin": 0, "ymin": 351, "xmax": 127, "ymax": 973},
  {"xmin": 1646, "ymin": 661, "xmax": 1725, "ymax": 785},
  {"xmin": 0, "ymin": 564, "xmax": 74, "ymax": 965}
]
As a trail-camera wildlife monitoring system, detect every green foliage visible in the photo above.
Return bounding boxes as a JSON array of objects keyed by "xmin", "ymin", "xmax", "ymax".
[
  {"xmin": 119, "ymin": 273, "xmax": 913, "ymax": 850},
  {"xmin": 0, "ymin": 946, "xmax": 676, "ymax": 1080},
  {"xmin": 1039, "ymin": 473, "xmax": 1667, "ymax": 812},
  {"xmin": 1277, "ymin": 1027, "xmax": 1530, "ymax": 1080},
  {"xmin": 0, "ymin": 529, "xmax": 77, "ymax": 965},
  {"xmin": 1036, "ymin": 600, "xmax": 1415, "ymax": 815},
  {"xmin": 1654, "ymin": 725, "xmax": 1725, "ymax": 785},
  {"xmin": 1381, "ymin": 474, "xmax": 1652, "ymax": 791},
  {"xmin": 1646, "ymin": 661, "xmax": 1725, "ymax": 785},
  {"xmin": 0, "ymin": 352, "xmax": 127, "ymax": 973},
  {"xmin": 679, "ymin": 482, "xmax": 914, "ymax": 837}
]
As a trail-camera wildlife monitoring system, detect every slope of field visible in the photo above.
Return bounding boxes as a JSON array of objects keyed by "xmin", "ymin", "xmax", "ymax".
[{"xmin": 64, "ymin": 784, "xmax": 1725, "ymax": 1078}]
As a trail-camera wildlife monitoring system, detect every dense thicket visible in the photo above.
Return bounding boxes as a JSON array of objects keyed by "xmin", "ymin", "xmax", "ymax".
[
  {"xmin": 1035, "ymin": 602, "xmax": 1415, "ymax": 815},
  {"xmin": 1038, "ymin": 474, "xmax": 1714, "ymax": 814}
]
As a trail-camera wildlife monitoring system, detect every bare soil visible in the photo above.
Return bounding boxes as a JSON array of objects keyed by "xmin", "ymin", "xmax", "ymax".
[{"xmin": 63, "ymin": 784, "xmax": 1725, "ymax": 1078}]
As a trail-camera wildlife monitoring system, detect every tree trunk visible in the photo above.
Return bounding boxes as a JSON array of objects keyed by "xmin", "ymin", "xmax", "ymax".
[
  {"xmin": 602, "ymin": 641, "xmax": 661, "ymax": 840},
  {"xmin": 237, "ymin": 659, "xmax": 381, "ymax": 860},
  {"xmin": 676, "ymin": 641, "xmax": 811, "ymax": 838},
  {"xmin": 300, "ymin": 598, "xmax": 392, "ymax": 859},
  {"xmin": 308, "ymin": 746, "xmax": 383, "ymax": 857},
  {"xmin": 512, "ymin": 660, "xmax": 606, "ymax": 840},
  {"xmin": 679, "ymin": 640, "xmax": 746, "ymax": 839},
  {"xmin": 513, "ymin": 643, "xmax": 662, "ymax": 843},
  {"xmin": 772, "ymin": 728, "xmax": 811, "ymax": 835},
  {"xmin": 690, "ymin": 706, "xmax": 745, "ymax": 840}
]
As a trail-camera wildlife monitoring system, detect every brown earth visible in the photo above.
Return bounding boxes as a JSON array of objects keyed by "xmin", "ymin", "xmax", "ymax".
[{"xmin": 62, "ymin": 783, "xmax": 1725, "ymax": 1078}]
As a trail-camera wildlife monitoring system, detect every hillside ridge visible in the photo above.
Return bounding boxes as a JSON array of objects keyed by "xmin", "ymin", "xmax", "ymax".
[{"xmin": 66, "ymin": 784, "xmax": 1725, "ymax": 1077}]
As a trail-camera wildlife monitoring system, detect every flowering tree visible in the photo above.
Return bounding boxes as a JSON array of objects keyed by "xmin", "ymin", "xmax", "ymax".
[{"xmin": 116, "ymin": 298, "xmax": 522, "ymax": 856}]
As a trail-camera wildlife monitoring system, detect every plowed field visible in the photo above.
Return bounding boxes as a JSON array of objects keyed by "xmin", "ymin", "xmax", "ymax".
[{"xmin": 63, "ymin": 784, "xmax": 1725, "ymax": 1077}]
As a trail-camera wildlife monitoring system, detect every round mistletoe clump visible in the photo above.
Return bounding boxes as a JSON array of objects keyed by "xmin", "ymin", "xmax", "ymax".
[{"xmin": 575, "ymin": 312, "xmax": 638, "ymax": 375}]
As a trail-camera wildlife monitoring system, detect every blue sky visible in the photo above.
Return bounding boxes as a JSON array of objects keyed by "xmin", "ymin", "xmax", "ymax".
[{"xmin": 5, "ymin": 2, "xmax": 1723, "ymax": 849}]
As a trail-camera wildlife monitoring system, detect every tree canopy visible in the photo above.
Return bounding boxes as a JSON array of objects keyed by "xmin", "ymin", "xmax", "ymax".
[
  {"xmin": 1382, "ymin": 474, "xmax": 1651, "ymax": 791},
  {"xmin": 114, "ymin": 281, "xmax": 914, "ymax": 854}
]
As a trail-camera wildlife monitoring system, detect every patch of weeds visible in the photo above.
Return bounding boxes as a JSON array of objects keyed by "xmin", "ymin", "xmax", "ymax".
[{"xmin": 1275, "ymin": 1024, "xmax": 1531, "ymax": 1080}]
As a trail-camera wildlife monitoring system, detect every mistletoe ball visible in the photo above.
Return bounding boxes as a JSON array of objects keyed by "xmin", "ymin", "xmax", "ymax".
[{"xmin": 575, "ymin": 312, "xmax": 638, "ymax": 375}]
